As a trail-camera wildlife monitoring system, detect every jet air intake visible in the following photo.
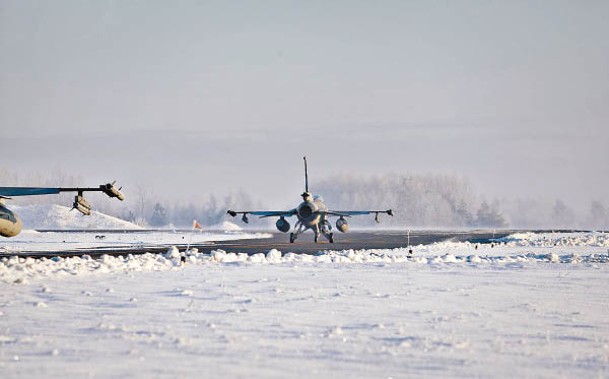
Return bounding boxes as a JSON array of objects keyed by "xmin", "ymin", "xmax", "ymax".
[
  {"xmin": 275, "ymin": 217, "xmax": 290, "ymax": 233},
  {"xmin": 298, "ymin": 203, "xmax": 314, "ymax": 218}
]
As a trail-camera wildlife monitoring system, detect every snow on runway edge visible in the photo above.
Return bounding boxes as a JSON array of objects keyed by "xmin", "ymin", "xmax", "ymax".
[{"xmin": 1, "ymin": 231, "xmax": 608, "ymax": 285}]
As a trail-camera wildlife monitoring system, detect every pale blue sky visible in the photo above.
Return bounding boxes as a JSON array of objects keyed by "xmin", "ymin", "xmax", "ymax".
[{"xmin": 1, "ymin": 1, "xmax": 608, "ymax": 209}]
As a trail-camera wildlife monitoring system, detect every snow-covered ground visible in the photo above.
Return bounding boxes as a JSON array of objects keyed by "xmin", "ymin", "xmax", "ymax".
[
  {"xmin": 11, "ymin": 204, "xmax": 143, "ymax": 230},
  {"xmin": 1, "ymin": 232, "xmax": 609, "ymax": 378},
  {"xmin": 1, "ymin": 204, "xmax": 263, "ymax": 254},
  {"xmin": 0, "ymin": 229, "xmax": 270, "ymax": 254}
]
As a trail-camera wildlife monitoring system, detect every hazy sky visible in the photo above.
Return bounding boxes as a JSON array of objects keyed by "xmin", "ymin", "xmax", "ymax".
[{"xmin": 1, "ymin": 1, "xmax": 608, "ymax": 210}]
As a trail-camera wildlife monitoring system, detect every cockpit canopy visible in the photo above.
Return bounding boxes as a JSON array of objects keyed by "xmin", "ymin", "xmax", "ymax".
[{"xmin": 301, "ymin": 191, "xmax": 313, "ymax": 201}]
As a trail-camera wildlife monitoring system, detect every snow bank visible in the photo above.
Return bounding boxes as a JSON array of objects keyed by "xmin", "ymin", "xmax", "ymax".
[
  {"xmin": 2, "ymin": 231, "xmax": 608, "ymax": 284},
  {"xmin": 498, "ymin": 231, "xmax": 609, "ymax": 247},
  {"xmin": 209, "ymin": 220, "xmax": 242, "ymax": 231},
  {"xmin": 3, "ymin": 246, "xmax": 608, "ymax": 285},
  {"xmin": 11, "ymin": 204, "xmax": 142, "ymax": 230},
  {"xmin": 0, "ymin": 229, "xmax": 272, "ymax": 254}
]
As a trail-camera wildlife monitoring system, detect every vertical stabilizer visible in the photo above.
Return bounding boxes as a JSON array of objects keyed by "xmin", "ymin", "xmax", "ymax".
[{"xmin": 303, "ymin": 156, "xmax": 309, "ymax": 193}]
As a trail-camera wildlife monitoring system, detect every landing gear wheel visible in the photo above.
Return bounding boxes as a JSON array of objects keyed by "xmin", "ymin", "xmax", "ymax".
[
  {"xmin": 314, "ymin": 235, "xmax": 320, "ymax": 243},
  {"xmin": 328, "ymin": 233, "xmax": 334, "ymax": 243},
  {"xmin": 289, "ymin": 233, "xmax": 296, "ymax": 243}
]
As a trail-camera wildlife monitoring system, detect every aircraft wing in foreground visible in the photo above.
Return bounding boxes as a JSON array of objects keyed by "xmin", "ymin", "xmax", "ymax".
[{"xmin": 0, "ymin": 182, "xmax": 125, "ymax": 238}]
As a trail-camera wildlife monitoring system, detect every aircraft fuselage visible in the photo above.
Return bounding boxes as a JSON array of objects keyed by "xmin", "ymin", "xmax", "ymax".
[
  {"xmin": 296, "ymin": 196, "xmax": 327, "ymax": 227},
  {"xmin": 290, "ymin": 193, "xmax": 335, "ymax": 242}
]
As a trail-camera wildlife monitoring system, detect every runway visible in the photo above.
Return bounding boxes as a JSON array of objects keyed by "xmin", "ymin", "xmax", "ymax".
[
  {"xmin": 190, "ymin": 229, "xmax": 510, "ymax": 255},
  {"xmin": 1, "ymin": 230, "xmax": 512, "ymax": 259}
]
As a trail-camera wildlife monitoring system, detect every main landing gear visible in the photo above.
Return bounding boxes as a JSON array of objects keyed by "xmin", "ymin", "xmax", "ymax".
[
  {"xmin": 320, "ymin": 219, "xmax": 334, "ymax": 243},
  {"xmin": 289, "ymin": 221, "xmax": 334, "ymax": 243},
  {"xmin": 289, "ymin": 221, "xmax": 305, "ymax": 243}
]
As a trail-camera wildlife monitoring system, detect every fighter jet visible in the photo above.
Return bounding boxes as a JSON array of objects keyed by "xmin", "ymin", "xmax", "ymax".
[
  {"xmin": 227, "ymin": 157, "xmax": 393, "ymax": 243},
  {"xmin": 0, "ymin": 182, "xmax": 125, "ymax": 238}
]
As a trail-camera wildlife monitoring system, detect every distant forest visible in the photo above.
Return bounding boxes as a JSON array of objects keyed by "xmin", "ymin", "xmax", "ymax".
[{"xmin": 1, "ymin": 168, "xmax": 608, "ymax": 230}]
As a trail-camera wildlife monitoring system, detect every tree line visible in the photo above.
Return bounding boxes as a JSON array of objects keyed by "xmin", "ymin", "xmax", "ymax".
[{"xmin": 1, "ymin": 168, "xmax": 608, "ymax": 230}]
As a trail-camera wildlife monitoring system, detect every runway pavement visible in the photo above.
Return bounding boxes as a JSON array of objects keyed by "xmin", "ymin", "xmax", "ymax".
[
  {"xmin": 190, "ymin": 229, "xmax": 510, "ymax": 255},
  {"xmin": 0, "ymin": 230, "xmax": 512, "ymax": 259}
]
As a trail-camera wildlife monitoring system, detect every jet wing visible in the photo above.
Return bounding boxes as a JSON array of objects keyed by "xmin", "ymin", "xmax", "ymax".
[
  {"xmin": 0, "ymin": 183, "xmax": 125, "ymax": 200},
  {"xmin": 324, "ymin": 209, "xmax": 394, "ymax": 218},
  {"xmin": 227, "ymin": 209, "xmax": 297, "ymax": 218},
  {"xmin": 324, "ymin": 209, "xmax": 394, "ymax": 223},
  {"xmin": 0, "ymin": 187, "xmax": 61, "ymax": 197}
]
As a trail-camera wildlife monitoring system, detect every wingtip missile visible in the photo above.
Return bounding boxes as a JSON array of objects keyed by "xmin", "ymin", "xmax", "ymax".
[
  {"xmin": 100, "ymin": 182, "xmax": 125, "ymax": 201},
  {"xmin": 227, "ymin": 210, "xmax": 249, "ymax": 223},
  {"xmin": 374, "ymin": 210, "xmax": 394, "ymax": 223}
]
